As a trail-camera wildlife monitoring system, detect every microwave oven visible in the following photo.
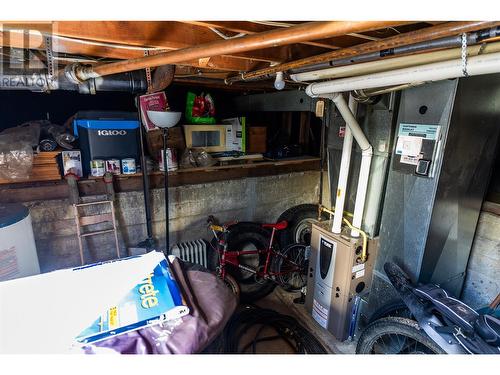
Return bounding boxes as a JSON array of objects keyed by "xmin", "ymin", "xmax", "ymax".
[{"xmin": 183, "ymin": 122, "xmax": 245, "ymax": 153}]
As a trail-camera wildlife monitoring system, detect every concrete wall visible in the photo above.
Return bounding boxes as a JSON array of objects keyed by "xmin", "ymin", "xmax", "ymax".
[
  {"xmin": 461, "ymin": 211, "xmax": 500, "ymax": 309},
  {"xmin": 28, "ymin": 171, "xmax": 321, "ymax": 272}
]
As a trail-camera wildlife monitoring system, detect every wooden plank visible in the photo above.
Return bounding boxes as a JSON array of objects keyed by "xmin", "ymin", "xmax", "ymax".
[
  {"xmin": 0, "ymin": 30, "xmax": 259, "ymax": 72},
  {"xmin": 182, "ymin": 21, "xmax": 342, "ymax": 50},
  {"xmin": 0, "ymin": 159, "xmax": 320, "ymax": 203},
  {"xmin": 80, "ymin": 228, "xmax": 115, "ymax": 238},
  {"xmin": 79, "ymin": 213, "xmax": 113, "ymax": 226},
  {"xmin": 52, "ymin": 21, "xmax": 294, "ymax": 63}
]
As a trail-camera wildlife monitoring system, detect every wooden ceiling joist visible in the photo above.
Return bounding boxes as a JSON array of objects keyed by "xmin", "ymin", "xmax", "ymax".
[{"xmin": 0, "ymin": 30, "xmax": 259, "ymax": 72}]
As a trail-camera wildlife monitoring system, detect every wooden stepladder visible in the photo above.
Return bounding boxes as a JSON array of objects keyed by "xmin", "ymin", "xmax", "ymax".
[{"xmin": 73, "ymin": 200, "xmax": 120, "ymax": 266}]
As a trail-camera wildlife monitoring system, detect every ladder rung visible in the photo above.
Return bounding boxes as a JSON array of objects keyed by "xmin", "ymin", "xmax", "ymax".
[
  {"xmin": 75, "ymin": 200, "xmax": 112, "ymax": 207},
  {"xmin": 80, "ymin": 228, "xmax": 115, "ymax": 237},
  {"xmin": 79, "ymin": 213, "xmax": 113, "ymax": 226}
]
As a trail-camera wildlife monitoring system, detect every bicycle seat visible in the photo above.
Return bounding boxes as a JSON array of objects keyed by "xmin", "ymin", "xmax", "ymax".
[
  {"xmin": 262, "ymin": 221, "xmax": 288, "ymax": 230},
  {"xmin": 475, "ymin": 314, "xmax": 500, "ymax": 347}
]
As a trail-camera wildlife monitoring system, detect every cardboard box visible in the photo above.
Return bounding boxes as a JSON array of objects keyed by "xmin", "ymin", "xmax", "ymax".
[
  {"xmin": 221, "ymin": 117, "xmax": 246, "ymax": 153},
  {"xmin": 248, "ymin": 127, "xmax": 267, "ymax": 153},
  {"xmin": 61, "ymin": 150, "xmax": 83, "ymax": 177}
]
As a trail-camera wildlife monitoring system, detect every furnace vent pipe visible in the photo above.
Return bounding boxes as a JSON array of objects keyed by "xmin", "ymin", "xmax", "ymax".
[
  {"xmin": 305, "ymin": 51, "xmax": 500, "ymax": 95},
  {"xmin": 331, "ymin": 94, "xmax": 372, "ymax": 237},
  {"xmin": 319, "ymin": 92, "xmax": 373, "ymax": 236},
  {"xmin": 331, "ymin": 94, "xmax": 356, "ymax": 233}
]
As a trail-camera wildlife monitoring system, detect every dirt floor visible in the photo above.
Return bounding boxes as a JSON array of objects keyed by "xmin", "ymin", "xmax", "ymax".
[{"xmin": 239, "ymin": 287, "xmax": 357, "ymax": 354}]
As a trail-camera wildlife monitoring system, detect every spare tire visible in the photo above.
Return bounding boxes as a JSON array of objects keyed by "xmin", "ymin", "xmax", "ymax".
[{"xmin": 277, "ymin": 204, "xmax": 329, "ymax": 249}]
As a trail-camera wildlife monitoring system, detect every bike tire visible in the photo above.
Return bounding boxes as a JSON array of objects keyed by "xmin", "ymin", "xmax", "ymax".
[
  {"xmin": 276, "ymin": 204, "xmax": 329, "ymax": 248},
  {"xmin": 273, "ymin": 243, "xmax": 308, "ymax": 291},
  {"xmin": 368, "ymin": 300, "xmax": 413, "ymax": 323},
  {"xmin": 356, "ymin": 317, "xmax": 445, "ymax": 354},
  {"xmin": 209, "ymin": 222, "xmax": 276, "ymax": 303}
]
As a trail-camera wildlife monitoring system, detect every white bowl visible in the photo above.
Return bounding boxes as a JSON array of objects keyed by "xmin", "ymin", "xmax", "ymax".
[{"xmin": 146, "ymin": 111, "xmax": 182, "ymax": 128}]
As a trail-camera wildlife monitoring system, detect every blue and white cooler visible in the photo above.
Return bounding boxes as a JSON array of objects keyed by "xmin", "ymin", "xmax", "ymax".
[{"xmin": 73, "ymin": 111, "xmax": 140, "ymax": 177}]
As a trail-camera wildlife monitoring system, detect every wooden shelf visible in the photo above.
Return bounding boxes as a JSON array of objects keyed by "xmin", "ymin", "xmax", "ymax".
[{"xmin": 0, "ymin": 157, "xmax": 320, "ymax": 203}]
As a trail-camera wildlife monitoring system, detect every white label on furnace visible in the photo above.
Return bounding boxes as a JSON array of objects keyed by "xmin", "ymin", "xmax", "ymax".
[
  {"xmin": 355, "ymin": 269, "xmax": 365, "ymax": 279},
  {"xmin": 400, "ymin": 154, "xmax": 422, "ymax": 166},
  {"xmin": 352, "ymin": 263, "xmax": 365, "ymax": 273},
  {"xmin": 312, "ymin": 299, "xmax": 328, "ymax": 329},
  {"xmin": 396, "ymin": 135, "xmax": 423, "ymax": 157}
]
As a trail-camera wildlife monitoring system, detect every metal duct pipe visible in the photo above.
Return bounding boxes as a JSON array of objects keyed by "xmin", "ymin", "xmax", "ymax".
[
  {"xmin": 291, "ymin": 40, "xmax": 500, "ymax": 82},
  {"xmin": 225, "ymin": 22, "xmax": 500, "ymax": 84},
  {"xmin": 305, "ymin": 51, "xmax": 500, "ymax": 95},
  {"xmin": 0, "ymin": 71, "xmax": 147, "ymax": 93},
  {"xmin": 290, "ymin": 26, "xmax": 500, "ymax": 74},
  {"xmin": 64, "ymin": 21, "xmax": 400, "ymax": 82}
]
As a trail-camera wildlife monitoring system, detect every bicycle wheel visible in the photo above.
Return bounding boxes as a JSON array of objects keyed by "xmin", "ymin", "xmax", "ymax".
[
  {"xmin": 218, "ymin": 223, "xmax": 276, "ymax": 302},
  {"xmin": 274, "ymin": 243, "xmax": 308, "ymax": 291},
  {"xmin": 356, "ymin": 317, "xmax": 445, "ymax": 354}
]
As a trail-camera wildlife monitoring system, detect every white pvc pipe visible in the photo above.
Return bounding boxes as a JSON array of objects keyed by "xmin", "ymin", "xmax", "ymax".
[
  {"xmin": 331, "ymin": 94, "xmax": 373, "ymax": 237},
  {"xmin": 331, "ymin": 94, "xmax": 357, "ymax": 233},
  {"xmin": 292, "ymin": 41, "xmax": 500, "ymax": 82},
  {"xmin": 305, "ymin": 51, "xmax": 500, "ymax": 95}
]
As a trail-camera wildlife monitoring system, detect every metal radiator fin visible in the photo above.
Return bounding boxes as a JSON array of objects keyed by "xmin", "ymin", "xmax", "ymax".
[{"xmin": 171, "ymin": 239, "xmax": 208, "ymax": 268}]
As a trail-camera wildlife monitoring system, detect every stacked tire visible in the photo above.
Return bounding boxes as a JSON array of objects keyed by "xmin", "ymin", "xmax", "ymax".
[{"xmin": 276, "ymin": 204, "xmax": 329, "ymax": 249}]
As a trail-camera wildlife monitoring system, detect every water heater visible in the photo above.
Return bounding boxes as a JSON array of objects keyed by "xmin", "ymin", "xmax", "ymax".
[{"xmin": 0, "ymin": 203, "xmax": 40, "ymax": 281}]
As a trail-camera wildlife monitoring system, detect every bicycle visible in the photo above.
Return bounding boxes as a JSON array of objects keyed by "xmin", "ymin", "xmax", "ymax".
[
  {"xmin": 356, "ymin": 262, "xmax": 500, "ymax": 354},
  {"xmin": 207, "ymin": 215, "xmax": 308, "ymax": 303}
]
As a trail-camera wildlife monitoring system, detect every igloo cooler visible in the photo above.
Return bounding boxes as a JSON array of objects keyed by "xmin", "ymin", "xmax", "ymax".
[{"xmin": 73, "ymin": 111, "xmax": 140, "ymax": 177}]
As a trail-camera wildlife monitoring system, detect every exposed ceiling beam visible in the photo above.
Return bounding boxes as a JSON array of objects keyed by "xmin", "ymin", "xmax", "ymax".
[
  {"xmin": 51, "ymin": 21, "xmax": 305, "ymax": 63},
  {"xmin": 181, "ymin": 20, "xmax": 342, "ymax": 50},
  {"xmin": 71, "ymin": 21, "xmax": 405, "ymax": 80},
  {"xmin": 0, "ymin": 30, "xmax": 258, "ymax": 72}
]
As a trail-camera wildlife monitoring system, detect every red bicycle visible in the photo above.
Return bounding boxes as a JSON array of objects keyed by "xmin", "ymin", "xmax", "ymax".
[{"xmin": 207, "ymin": 216, "xmax": 308, "ymax": 302}]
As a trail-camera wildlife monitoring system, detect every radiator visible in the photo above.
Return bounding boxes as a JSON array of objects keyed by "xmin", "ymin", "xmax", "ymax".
[{"xmin": 170, "ymin": 239, "xmax": 209, "ymax": 268}]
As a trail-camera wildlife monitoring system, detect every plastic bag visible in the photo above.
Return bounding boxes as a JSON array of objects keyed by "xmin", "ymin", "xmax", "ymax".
[
  {"xmin": 0, "ymin": 121, "xmax": 41, "ymax": 148},
  {"xmin": 0, "ymin": 134, "xmax": 33, "ymax": 180},
  {"xmin": 179, "ymin": 148, "xmax": 217, "ymax": 168},
  {"xmin": 185, "ymin": 92, "xmax": 216, "ymax": 124}
]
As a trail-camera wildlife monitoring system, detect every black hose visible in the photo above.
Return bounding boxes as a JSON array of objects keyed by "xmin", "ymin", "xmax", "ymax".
[{"xmin": 221, "ymin": 305, "xmax": 328, "ymax": 354}]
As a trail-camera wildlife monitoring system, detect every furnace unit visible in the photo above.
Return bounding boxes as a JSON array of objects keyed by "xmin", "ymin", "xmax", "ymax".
[
  {"xmin": 305, "ymin": 221, "xmax": 378, "ymax": 341},
  {"xmin": 367, "ymin": 75, "xmax": 500, "ymax": 316}
]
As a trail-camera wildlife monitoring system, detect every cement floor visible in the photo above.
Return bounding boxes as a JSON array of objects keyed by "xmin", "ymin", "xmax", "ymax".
[{"xmin": 237, "ymin": 287, "xmax": 357, "ymax": 354}]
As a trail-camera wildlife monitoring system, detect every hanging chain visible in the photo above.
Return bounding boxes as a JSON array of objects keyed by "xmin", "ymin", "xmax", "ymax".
[
  {"xmin": 144, "ymin": 50, "xmax": 152, "ymax": 92},
  {"xmin": 461, "ymin": 33, "xmax": 468, "ymax": 77},
  {"xmin": 44, "ymin": 36, "xmax": 55, "ymax": 77}
]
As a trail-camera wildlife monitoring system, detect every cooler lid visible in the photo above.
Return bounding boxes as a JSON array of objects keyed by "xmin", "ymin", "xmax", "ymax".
[
  {"xmin": 0, "ymin": 203, "xmax": 29, "ymax": 228},
  {"xmin": 73, "ymin": 111, "xmax": 139, "ymax": 136}
]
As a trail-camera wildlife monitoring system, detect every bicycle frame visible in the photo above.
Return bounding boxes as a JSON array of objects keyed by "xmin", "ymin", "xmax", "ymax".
[{"xmin": 211, "ymin": 224, "xmax": 303, "ymax": 283}]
